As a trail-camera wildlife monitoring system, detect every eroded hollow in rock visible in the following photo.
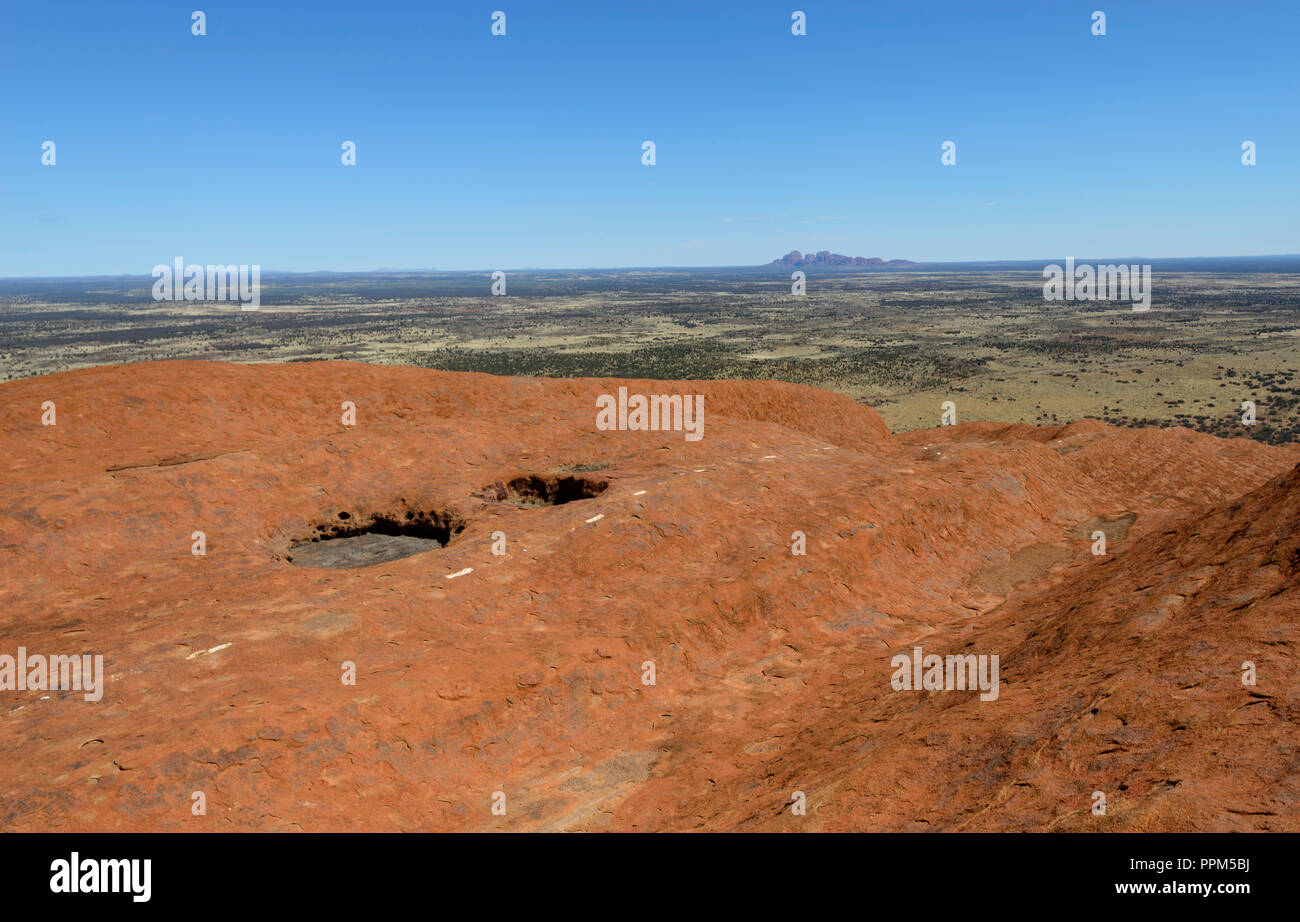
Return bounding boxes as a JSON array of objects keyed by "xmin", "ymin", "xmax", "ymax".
[
  {"xmin": 288, "ymin": 508, "xmax": 466, "ymax": 569},
  {"xmin": 479, "ymin": 475, "xmax": 609, "ymax": 507}
]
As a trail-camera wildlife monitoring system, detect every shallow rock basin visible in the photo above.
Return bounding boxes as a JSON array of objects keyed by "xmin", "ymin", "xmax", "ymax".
[{"xmin": 288, "ymin": 533, "xmax": 444, "ymax": 568}]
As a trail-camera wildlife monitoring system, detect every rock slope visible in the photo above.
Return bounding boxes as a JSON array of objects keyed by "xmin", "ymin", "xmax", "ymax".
[{"xmin": 0, "ymin": 361, "xmax": 1296, "ymax": 831}]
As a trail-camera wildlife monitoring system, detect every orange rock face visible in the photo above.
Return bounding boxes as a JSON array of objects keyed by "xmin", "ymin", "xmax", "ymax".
[{"xmin": 1, "ymin": 361, "xmax": 1297, "ymax": 831}]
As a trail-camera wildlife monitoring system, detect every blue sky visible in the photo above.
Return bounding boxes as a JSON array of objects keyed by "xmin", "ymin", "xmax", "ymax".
[{"xmin": 2, "ymin": 0, "xmax": 1296, "ymax": 276}]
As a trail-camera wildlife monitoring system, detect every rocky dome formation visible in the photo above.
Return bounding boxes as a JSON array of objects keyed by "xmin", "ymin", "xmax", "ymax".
[
  {"xmin": 769, "ymin": 251, "xmax": 917, "ymax": 268},
  {"xmin": 1, "ymin": 361, "xmax": 1296, "ymax": 831}
]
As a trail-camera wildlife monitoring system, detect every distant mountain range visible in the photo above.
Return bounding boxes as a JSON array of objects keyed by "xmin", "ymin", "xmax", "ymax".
[{"xmin": 768, "ymin": 250, "xmax": 917, "ymax": 268}]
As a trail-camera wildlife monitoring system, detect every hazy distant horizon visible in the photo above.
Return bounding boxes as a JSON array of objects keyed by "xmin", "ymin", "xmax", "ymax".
[{"xmin": 4, "ymin": 252, "xmax": 1300, "ymax": 284}]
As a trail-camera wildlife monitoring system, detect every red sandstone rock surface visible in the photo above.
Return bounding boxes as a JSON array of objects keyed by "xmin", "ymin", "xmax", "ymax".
[{"xmin": 1, "ymin": 361, "xmax": 1297, "ymax": 831}]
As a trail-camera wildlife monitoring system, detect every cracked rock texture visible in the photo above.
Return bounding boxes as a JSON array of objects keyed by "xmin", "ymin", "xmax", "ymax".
[{"xmin": 1, "ymin": 360, "xmax": 1297, "ymax": 831}]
